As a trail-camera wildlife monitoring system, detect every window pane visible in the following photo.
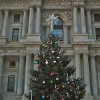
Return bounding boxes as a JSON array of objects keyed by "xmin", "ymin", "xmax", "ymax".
[
  {"xmin": 55, "ymin": 19, "xmax": 63, "ymax": 25},
  {"xmin": 54, "ymin": 29, "xmax": 63, "ymax": 40},
  {"xmin": 54, "ymin": 18, "xmax": 63, "ymax": 40},
  {"xmin": 96, "ymin": 28, "xmax": 100, "ymax": 40},
  {"xmin": 12, "ymin": 28, "xmax": 19, "ymax": 41},
  {"xmin": 94, "ymin": 14, "xmax": 100, "ymax": 22},
  {"xmin": 14, "ymin": 14, "xmax": 20, "ymax": 22},
  {"xmin": 7, "ymin": 75, "xmax": 15, "ymax": 92}
]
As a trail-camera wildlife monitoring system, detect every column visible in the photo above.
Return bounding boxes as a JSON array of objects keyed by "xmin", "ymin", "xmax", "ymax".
[
  {"xmin": 2, "ymin": 9, "xmax": 9, "ymax": 36},
  {"xmin": 75, "ymin": 53, "xmax": 81, "ymax": 78},
  {"xmin": 17, "ymin": 55, "xmax": 25, "ymax": 95},
  {"xmin": 87, "ymin": 9, "xmax": 92, "ymax": 35},
  {"xmin": 90, "ymin": 55, "xmax": 98, "ymax": 96},
  {"xmin": 22, "ymin": 9, "xmax": 28, "ymax": 37},
  {"xmin": 36, "ymin": 5, "xmax": 41, "ymax": 34},
  {"xmin": 0, "ymin": 10, "xmax": 3, "ymax": 36},
  {"xmin": 0, "ymin": 56, "xmax": 3, "ymax": 91},
  {"xmin": 28, "ymin": 6, "xmax": 34, "ymax": 34},
  {"xmin": 73, "ymin": 6, "xmax": 78, "ymax": 33},
  {"xmin": 24, "ymin": 54, "xmax": 32, "ymax": 95},
  {"xmin": 64, "ymin": 25, "xmax": 68, "ymax": 45},
  {"xmin": 83, "ymin": 53, "xmax": 91, "ymax": 94},
  {"xmin": 81, "ymin": 6, "xmax": 86, "ymax": 33}
]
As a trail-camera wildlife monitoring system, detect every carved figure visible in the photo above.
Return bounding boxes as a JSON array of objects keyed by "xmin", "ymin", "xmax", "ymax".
[{"xmin": 46, "ymin": 14, "xmax": 59, "ymax": 32}]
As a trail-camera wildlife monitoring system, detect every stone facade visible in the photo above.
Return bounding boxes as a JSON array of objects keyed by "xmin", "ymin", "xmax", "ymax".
[{"xmin": 0, "ymin": 0, "xmax": 100, "ymax": 100}]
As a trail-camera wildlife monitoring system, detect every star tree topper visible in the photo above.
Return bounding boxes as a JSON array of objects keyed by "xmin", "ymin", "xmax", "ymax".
[{"xmin": 46, "ymin": 14, "xmax": 59, "ymax": 32}]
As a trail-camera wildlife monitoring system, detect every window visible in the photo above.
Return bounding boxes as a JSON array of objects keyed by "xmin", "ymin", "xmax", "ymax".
[
  {"xmin": 12, "ymin": 28, "xmax": 19, "ymax": 41},
  {"xmin": 54, "ymin": 18, "xmax": 63, "ymax": 40},
  {"xmin": 14, "ymin": 14, "xmax": 20, "ymax": 22},
  {"xmin": 9, "ymin": 61, "xmax": 16, "ymax": 68},
  {"xmin": 94, "ymin": 14, "xmax": 100, "ymax": 22},
  {"xmin": 95, "ymin": 28, "xmax": 100, "ymax": 40},
  {"xmin": 7, "ymin": 75, "xmax": 15, "ymax": 92}
]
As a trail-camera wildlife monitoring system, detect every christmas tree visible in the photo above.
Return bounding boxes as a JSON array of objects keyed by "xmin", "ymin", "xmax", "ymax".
[{"xmin": 29, "ymin": 32, "xmax": 86, "ymax": 100}]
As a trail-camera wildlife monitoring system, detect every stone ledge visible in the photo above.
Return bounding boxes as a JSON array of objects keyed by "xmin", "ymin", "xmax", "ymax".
[
  {"xmin": 26, "ymin": 34, "xmax": 41, "ymax": 43},
  {"xmin": 73, "ymin": 33, "xmax": 90, "ymax": 44},
  {"xmin": 0, "ymin": 36, "xmax": 7, "ymax": 45},
  {"xmin": 84, "ymin": 94, "xmax": 93, "ymax": 100}
]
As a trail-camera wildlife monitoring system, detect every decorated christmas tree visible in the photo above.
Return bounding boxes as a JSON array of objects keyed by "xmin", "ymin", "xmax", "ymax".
[{"xmin": 29, "ymin": 14, "xmax": 86, "ymax": 100}]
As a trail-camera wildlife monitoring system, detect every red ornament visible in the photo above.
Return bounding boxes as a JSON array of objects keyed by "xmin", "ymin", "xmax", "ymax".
[
  {"xmin": 59, "ymin": 61, "xmax": 62, "ymax": 63},
  {"xmin": 61, "ymin": 98, "xmax": 64, "ymax": 100},
  {"xmin": 38, "ymin": 64, "xmax": 41, "ymax": 68}
]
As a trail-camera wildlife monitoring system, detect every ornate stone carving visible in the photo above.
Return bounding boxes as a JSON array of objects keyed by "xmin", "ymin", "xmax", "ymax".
[
  {"xmin": 0, "ymin": 0, "xmax": 41, "ymax": 9},
  {"xmin": 86, "ymin": 0, "xmax": 100, "ymax": 6},
  {"xmin": 43, "ymin": 0, "xmax": 72, "ymax": 8},
  {"xmin": 0, "ymin": 0, "xmax": 41, "ymax": 3},
  {"xmin": 42, "ymin": 9, "xmax": 72, "ymax": 24}
]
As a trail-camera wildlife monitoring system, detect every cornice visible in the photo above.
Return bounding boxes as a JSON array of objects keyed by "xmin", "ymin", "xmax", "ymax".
[
  {"xmin": 0, "ymin": 0, "xmax": 41, "ymax": 3},
  {"xmin": 0, "ymin": 0, "xmax": 42, "ymax": 9}
]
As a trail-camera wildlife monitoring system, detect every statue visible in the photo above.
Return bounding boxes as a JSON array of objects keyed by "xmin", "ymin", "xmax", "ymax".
[{"xmin": 46, "ymin": 14, "xmax": 59, "ymax": 32}]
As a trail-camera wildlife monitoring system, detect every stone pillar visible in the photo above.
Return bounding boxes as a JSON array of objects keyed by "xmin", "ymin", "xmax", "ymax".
[
  {"xmin": 87, "ymin": 9, "xmax": 92, "ymax": 34},
  {"xmin": 24, "ymin": 54, "xmax": 32, "ymax": 95},
  {"xmin": 0, "ymin": 10, "xmax": 3, "ymax": 36},
  {"xmin": 17, "ymin": 55, "xmax": 25, "ymax": 96},
  {"xmin": 2, "ymin": 9, "xmax": 9, "ymax": 36},
  {"xmin": 22, "ymin": 9, "xmax": 28, "ymax": 37},
  {"xmin": 36, "ymin": 5, "xmax": 41, "ymax": 34},
  {"xmin": 80, "ymin": 6, "xmax": 86, "ymax": 33},
  {"xmin": 0, "ymin": 56, "xmax": 3, "ymax": 91},
  {"xmin": 64, "ymin": 25, "xmax": 68, "ymax": 45},
  {"xmin": 28, "ymin": 6, "xmax": 34, "ymax": 34},
  {"xmin": 90, "ymin": 55, "xmax": 98, "ymax": 96},
  {"xmin": 73, "ymin": 6, "xmax": 78, "ymax": 33},
  {"xmin": 75, "ymin": 53, "xmax": 81, "ymax": 78},
  {"xmin": 83, "ymin": 53, "xmax": 91, "ymax": 94}
]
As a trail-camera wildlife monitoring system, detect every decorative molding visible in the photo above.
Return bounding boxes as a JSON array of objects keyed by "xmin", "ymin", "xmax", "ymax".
[
  {"xmin": 0, "ymin": 0, "xmax": 41, "ymax": 3},
  {"xmin": 42, "ymin": 9, "xmax": 73, "ymax": 24},
  {"xmin": 86, "ymin": 0, "xmax": 100, "ymax": 6},
  {"xmin": 42, "ymin": 0, "xmax": 72, "ymax": 9},
  {"xmin": 0, "ymin": 0, "xmax": 41, "ymax": 9}
]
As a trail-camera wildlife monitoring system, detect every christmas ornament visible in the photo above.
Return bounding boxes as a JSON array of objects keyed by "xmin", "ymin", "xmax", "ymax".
[
  {"xmin": 43, "ymin": 81, "xmax": 45, "ymax": 84},
  {"xmin": 42, "ymin": 44, "xmax": 45, "ymax": 47},
  {"xmin": 50, "ymin": 72, "xmax": 54, "ymax": 76},
  {"xmin": 46, "ymin": 95, "xmax": 49, "ymax": 98},
  {"xmin": 63, "ymin": 85, "xmax": 65, "ymax": 88},
  {"xmin": 53, "ymin": 61, "xmax": 56, "ymax": 63},
  {"xmin": 45, "ymin": 60, "xmax": 48, "ymax": 64},
  {"xmin": 59, "ymin": 61, "xmax": 62, "ymax": 63},
  {"xmin": 34, "ymin": 61, "xmax": 37, "ymax": 64},
  {"xmin": 52, "ymin": 51, "xmax": 54, "ymax": 53},
  {"xmin": 50, "ymin": 80, "xmax": 53, "ymax": 83},
  {"xmin": 42, "ymin": 95, "xmax": 45, "ymax": 100},
  {"xmin": 56, "ymin": 77, "xmax": 59, "ymax": 80},
  {"xmin": 57, "ymin": 56, "xmax": 59, "ymax": 59},
  {"xmin": 61, "ymin": 98, "xmax": 64, "ymax": 100},
  {"xmin": 55, "ymin": 84, "xmax": 57, "ymax": 88}
]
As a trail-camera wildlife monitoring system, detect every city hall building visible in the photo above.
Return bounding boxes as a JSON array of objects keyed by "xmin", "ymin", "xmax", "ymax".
[{"xmin": 0, "ymin": 0, "xmax": 100, "ymax": 100}]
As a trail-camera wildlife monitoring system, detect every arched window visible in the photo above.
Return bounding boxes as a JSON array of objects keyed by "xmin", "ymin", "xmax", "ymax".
[{"xmin": 54, "ymin": 18, "xmax": 63, "ymax": 40}]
